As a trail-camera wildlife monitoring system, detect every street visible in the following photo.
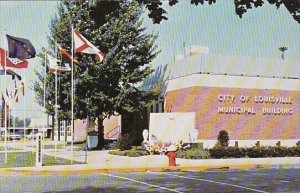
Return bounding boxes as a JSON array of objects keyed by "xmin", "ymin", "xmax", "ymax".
[{"xmin": 0, "ymin": 168, "xmax": 299, "ymax": 193}]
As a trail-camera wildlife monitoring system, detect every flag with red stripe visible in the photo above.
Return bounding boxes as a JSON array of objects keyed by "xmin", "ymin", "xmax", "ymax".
[
  {"xmin": 0, "ymin": 48, "xmax": 28, "ymax": 68},
  {"xmin": 73, "ymin": 30, "xmax": 105, "ymax": 63},
  {"xmin": 47, "ymin": 54, "xmax": 71, "ymax": 73},
  {"xmin": 58, "ymin": 45, "xmax": 81, "ymax": 67}
]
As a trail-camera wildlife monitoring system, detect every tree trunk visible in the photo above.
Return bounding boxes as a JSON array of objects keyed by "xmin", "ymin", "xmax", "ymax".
[
  {"xmin": 121, "ymin": 112, "xmax": 134, "ymax": 135},
  {"xmin": 51, "ymin": 114, "xmax": 54, "ymax": 141},
  {"xmin": 46, "ymin": 115, "xmax": 51, "ymax": 138},
  {"xmin": 130, "ymin": 112, "xmax": 139, "ymax": 146},
  {"xmin": 96, "ymin": 116, "xmax": 105, "ymax": 150}
]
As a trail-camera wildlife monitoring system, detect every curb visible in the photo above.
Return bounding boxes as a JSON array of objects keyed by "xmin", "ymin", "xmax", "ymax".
[
  {"xmin": 1, "ymin": 154, "xmax": 299, "ymax": 174},
  {"xmin": 1, "ymin": 162, "xmax": 300, "ymax": 175}
]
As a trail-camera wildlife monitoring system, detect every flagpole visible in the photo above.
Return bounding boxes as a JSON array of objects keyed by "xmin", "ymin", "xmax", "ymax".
[
  {"xmin": 189, "ymin": 19, "xmax": 192, "ymax": 56},
  {"xmin": 55, "ymin": 43, "xmax": 58, "ymax": 159},
  {"xmin": 71, "ymin": 26, "xmax": 74, "ymax": 164},
  {"xmin": 23, "ymin": 78, "xmax": 26, "ymax": 150},
  {"xmin": 4, "ymin": 30, "xmax": 8, "ymax": 164},
  {"xmin": 43, "ymin": 52, "xmax": 47, "ymax": 154},
  {"xmin": 11, "ymin": 89, "xmax": 15, "ymax": 149}
]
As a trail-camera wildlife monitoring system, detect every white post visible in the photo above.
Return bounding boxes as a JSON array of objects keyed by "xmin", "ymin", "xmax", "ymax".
[
  {"xmin": 54, "ymin": 43, "xmax": 58, "ymax": 159},
  {"xmin": 43, "ymin": 52, "xmax": 47, "ymax": 152},
  {"xmin": 4, "ymin": 30, "xmax": 8, "ymax": 164},
  {"xmin": 23, "ymin": 78, "xmax": 26, "ymax": 149},
  {"xmin": 189, "ymin": 20, "xmax": 192, "ymax": 56},
  {"xmin": 11, "ymin": 108, "xmax": 14, "ymax": 148},
  {"xmin": 35, "ymin": 133, "xmax": 42, "ymax": 167},
  {"xmin": 71, "ymin": 26, "xmax": 74, "ymax": 164}
]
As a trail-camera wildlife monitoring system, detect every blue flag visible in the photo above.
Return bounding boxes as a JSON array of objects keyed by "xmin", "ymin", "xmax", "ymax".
[{"xmin": 6, "ymin": 34, "xmax": 36, "ymax": 59}]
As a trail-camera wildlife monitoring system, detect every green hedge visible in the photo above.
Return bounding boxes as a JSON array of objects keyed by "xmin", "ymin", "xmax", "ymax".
[
  {"xmin": 177, "ymin": 149, "xmax": 210, "ymax": 159},
  {"xmin": 109, "ymin": 146, "xmax": 149, "ymax": 157},
  {"xmin": 209, "ymin": 146, "xmax": 300, "ymax": 159},
  {"xmin": 109, "ymin": 144, "xmax": 300, "ymax": 159}
]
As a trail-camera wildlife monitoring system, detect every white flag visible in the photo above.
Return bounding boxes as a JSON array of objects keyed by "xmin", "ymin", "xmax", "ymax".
[
  {"xmin": 73, "ymin": 30, "xmax": 105, "ymax": 62},
  {"xmin": 47, "ymin": 54, "xmax": 71, "ymax": 73}
]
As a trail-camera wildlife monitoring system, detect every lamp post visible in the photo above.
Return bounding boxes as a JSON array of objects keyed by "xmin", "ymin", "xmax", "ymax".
[
  {"xmin": 54, "ymin": 104, "xmax": 60, "ymax": 159},
  {"xmin": 279, "ymin": 47, "xmax": 288, "ymax": 60}
]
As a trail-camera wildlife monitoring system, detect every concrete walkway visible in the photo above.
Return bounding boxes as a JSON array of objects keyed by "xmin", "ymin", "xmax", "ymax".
[{"xmin": 2, "ymin": 149, "xmax": 300, "ymax": 173}]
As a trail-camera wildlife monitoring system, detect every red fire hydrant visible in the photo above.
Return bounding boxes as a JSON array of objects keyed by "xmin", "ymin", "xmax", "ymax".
[
  {"xmin": 166, "ymin": 145, "xmax": 177, "ymax": 166},
  {"xmin": 166, "ymin": 151, "xmax": 176, "ymax": 166}
]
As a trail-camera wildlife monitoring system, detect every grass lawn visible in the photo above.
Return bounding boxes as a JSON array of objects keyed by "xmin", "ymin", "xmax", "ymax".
[
  {"xmin": 43, "ymin": 144, "xmax": 68, "ymax": 149},
  {"xmin": 0, "ymin": 152, "xmax": 84, "ymax": 168},
  {"xmin": 0, "ymin": 146, "xmax": 20, "ymax": 151},
  {"xmin": 73, "ymin": 142, "xmax": 88, "ymax": 151},
  {"xmin": 43, "ymin": 143, "xmax": 87, "ymax": 151}
]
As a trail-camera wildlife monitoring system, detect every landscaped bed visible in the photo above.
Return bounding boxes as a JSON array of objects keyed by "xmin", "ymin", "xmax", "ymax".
[
  {"xmin": 108, "ymin": 145, "xmax": 300, "ymax": 159},
  {"xmin": 109, "ymin": 146, "xmax": 149, "ymax": 157}
]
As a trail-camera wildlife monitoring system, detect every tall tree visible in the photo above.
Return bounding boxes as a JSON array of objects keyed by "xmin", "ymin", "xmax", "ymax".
[
  {"xmin": 34, "ymin": 1, "xmax": 120, "ymax": 121},
  {"xmin": 34, "ymin": 0, "xmax": 159, "ymax": 149},
  {"xmin": 76, "ymin": 1, "xmax": 159, "ymax": 149},
  {"xmin": 34, "ymin": 0, "xmax": 121, "ymax": 139}
]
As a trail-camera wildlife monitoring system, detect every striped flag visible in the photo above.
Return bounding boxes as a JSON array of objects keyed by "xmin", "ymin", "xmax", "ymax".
[
  {"xmin": 73, "ymin": 30, "xmax": 105, "ymax": 63},
  {"xmin": 58, "ymin": 45, "xmax": 81, "ymax": 67},
  {"xmin": 47, "ymin": 54, "xmax": 71, "ymax": 73}
]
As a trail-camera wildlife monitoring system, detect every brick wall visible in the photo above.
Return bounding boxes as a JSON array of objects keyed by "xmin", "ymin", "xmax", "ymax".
[{"xmin": 166, "ymin": 86, "xmax": 300, "ymax": 140}]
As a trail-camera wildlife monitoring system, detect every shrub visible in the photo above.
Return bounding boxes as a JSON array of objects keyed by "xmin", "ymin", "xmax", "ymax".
[
  {"xmin": 209, "ymin": 146, "xmax": 245, "ymax": 159},
  {"xmin": 289, "ymin": 146, "xmax": 300, "ymax": 156},
  {"xmin": 246, "ymin": 146, "xmax": 265, "ymax": 158},
  {"xmin": 126, "ymin": 149, "xmax": 149, "ymax": 157},
  {"xmin": 225, "ymin": 147, "xmax": 247, "ymax": 158},
  {"xmin": 209, "ymin": 146, "xmax": 227, "ymax": 159},
  {"xmin": 266, "ymin": 146, "xmax": 287, "ymax": 157},
  {"xmin": 209, "ymin": 145, "xmax": 300, "ymax": 159},
  {"xmin": 217, "ymin": 130, "xmax": 229, "ymax": 147},
  {"xmin": 108, "ymin": 148, "xmax": 149, "ymax": 157},
  {"xmin": 118, "ymin": 134, "xmax": 132, "ymax": 151},
  {"xmin": 177, "ymin": 149, "xmax": 210, "ymax": 159}
]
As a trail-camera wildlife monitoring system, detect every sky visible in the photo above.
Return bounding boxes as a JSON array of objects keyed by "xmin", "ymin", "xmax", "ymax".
[
  {"xmin": 0, "ymin": 1, "xmax": 299, "ymax": 119},
  {"xmin": 0, "ymin": 1, "xmax": 59, "ymax": 119},
  {"xmin": 143, "ymin": 1, "xmax": 300, "ymax": 67}
]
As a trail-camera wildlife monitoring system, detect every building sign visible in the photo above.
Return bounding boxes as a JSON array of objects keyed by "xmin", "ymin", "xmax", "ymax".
[{"xmin": 217, "ymin": 95, "xmax": 293, "ymax": 115}]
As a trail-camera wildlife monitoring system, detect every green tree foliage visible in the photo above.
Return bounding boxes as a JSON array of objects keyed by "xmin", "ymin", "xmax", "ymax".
[
  {"xmin": 34, "ymin": 1, "xmax": 120, "ymax": 119},
  {"xmin": 137, "ymin": 0, "xmax": 300, "ymax": 24},
  {"xmin": 76, "ymin": 1, "xmax": 159, "ymax": 149},
  {"xmin": 34, "ymin": 0, "xmax": 159, "ymax": 149},
  {"xmin": 11, "ymin": 117, "xmax": 31, "ymax": 127}
]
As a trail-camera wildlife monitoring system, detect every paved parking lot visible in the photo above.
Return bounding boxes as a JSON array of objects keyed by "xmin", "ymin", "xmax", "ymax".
[{"xmin": 1, "ymin": 168, "xmax": 299, "ymax": 192}]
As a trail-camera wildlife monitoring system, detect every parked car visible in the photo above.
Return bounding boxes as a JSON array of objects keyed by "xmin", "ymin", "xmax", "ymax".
[
  {"xmin": 9, "ymin": 133, "xmax": 22, "ymax": 140},
  {"xmin": 26, "ymin": 131, "xmax": 44, "ymax": 140}
]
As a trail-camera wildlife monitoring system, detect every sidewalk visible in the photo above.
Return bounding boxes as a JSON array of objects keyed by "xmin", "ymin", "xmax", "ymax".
[{"xmin": 2, "ymin": 149, "xmax": 300, "ymax": 173}]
